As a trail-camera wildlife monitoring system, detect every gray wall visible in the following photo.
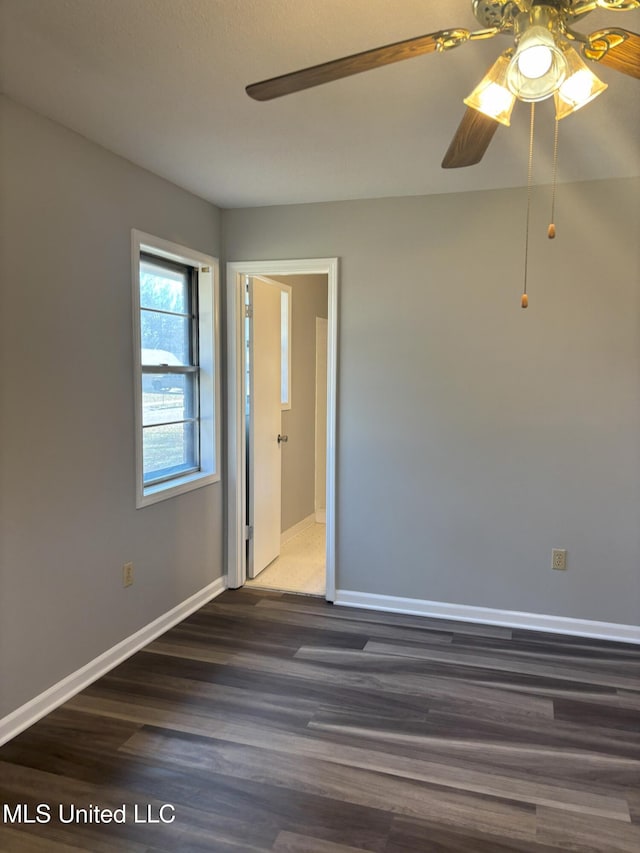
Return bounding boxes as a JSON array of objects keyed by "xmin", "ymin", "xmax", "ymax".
[
  {"xmin": 270, "ymin": 275, "xmax": 328, "ymax": 533},
  {"xmin": 2, "ymin": 95, "xmax": 638, "ymax": 723},
  {"xmin": 0, "ymin": 97, "xmax": 224, "ymax": 717},
  {"xmin": 223, "ymin": 178, "xmax": 640, "ymax": 627}
]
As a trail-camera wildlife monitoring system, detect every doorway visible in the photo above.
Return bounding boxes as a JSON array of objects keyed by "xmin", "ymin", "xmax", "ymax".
[
  {"xmin": 245, "ymin": 274, "xmax": 327, "ymax": 594},
  {"xmin": 226, "ymin": 259, "xmax": 338, "ymax": 600}
]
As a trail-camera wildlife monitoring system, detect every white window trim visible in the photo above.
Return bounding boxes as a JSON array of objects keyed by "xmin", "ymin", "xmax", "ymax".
[{"xmin": 131, "ymin": 230, "xmax": 221, "ymax": 508}]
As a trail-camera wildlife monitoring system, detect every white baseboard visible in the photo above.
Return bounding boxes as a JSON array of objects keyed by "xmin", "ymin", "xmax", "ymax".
[
  {"xmin": 315, "ymin": 509, "xmax": 326, "ymax": 524},
  {"xmin": 335, "ymin": 590, "xmax": 640, "ymax": 645},
  {"xmin": 281, "ymin": 513, "xmax": 316, "ymax": 546},
  {"xmin": 0, "ymin": 575, "xmax": 228, "ymax": 747}
]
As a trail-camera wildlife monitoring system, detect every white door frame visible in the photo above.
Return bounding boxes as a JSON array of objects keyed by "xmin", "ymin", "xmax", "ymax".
[{"xmin": 226, "ymin": 258, "xmax": 339, "ymax": 600}]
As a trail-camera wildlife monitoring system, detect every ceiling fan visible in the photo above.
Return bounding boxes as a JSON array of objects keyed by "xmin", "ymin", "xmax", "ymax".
[{"xmin": 246, "ymin": 0, "xmax": 639, "ymax": 169}]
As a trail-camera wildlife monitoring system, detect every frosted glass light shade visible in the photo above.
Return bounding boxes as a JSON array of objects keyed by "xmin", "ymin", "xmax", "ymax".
[
  {"xmin": 554, "ymin": 47, "xmax": 608, "ymax": 119},
  {"xmin": 507, "ymin": 26, "xmax": 568, "ymax": 101},
  {"xmin": 464, "ymin": 53, "xmax": 517, "ymax": 126}
]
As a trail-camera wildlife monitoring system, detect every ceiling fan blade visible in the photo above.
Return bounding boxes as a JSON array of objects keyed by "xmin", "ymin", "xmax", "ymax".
[
  {"xmin": 246, "ymin": 29, "xmax": 467, "ymax": 101},
  {"xmin": 584, "ymin": 29, "xmax": 640, "ymax": 78},
  {"xmin": 441, "ymin": 108, "xmax": 500, "ymax": 169}
]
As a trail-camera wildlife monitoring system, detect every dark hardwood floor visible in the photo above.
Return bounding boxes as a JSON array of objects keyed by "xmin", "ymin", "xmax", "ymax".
[{"xmin": 1, "ymin": 588, "xmax": 639, "ymax": 852}]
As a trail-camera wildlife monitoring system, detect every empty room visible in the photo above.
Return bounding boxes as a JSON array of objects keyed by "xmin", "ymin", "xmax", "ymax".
[{"xmin": 0, "ymin": 1, "xmax": 639, "ymax": 852}]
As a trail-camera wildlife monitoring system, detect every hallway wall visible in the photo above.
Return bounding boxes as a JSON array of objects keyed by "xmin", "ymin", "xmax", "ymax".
[{"xmin": 271, "ymin": 274, "xmax": 328, "ymax": 533}]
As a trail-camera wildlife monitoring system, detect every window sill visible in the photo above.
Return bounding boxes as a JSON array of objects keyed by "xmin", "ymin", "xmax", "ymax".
[{"xmin": 136, "ymin": 469, "xmax": 220, "ymax": 509}]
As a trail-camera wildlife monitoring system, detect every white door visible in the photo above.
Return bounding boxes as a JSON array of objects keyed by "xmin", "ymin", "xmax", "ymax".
[{"xmin": 248, "ymin": 277, "xmax": 283, "ymax": 578}]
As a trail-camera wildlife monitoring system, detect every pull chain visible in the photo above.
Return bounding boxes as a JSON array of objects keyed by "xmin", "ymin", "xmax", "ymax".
[
  {"xmin": 521, "ymin": 102, "xmax": 536, "ymax": 309},
  {"xmin": 548, "ymin": 117, "xmax": 559, "ymax": 239}
]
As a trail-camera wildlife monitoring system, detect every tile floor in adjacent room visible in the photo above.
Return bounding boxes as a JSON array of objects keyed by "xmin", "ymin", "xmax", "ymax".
[{"xmin": 245, "ymin": 521, "xmax": 326, "ymax": 595}]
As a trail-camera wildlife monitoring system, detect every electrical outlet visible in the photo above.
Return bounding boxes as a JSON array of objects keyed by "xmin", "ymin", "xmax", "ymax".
[
  {"xmin": 552, "ymin": 549, "xmax": 567, "ymax": 571},
  {"xmin": 123, "ymin": 562, "xmax": 134, "ymax": 587}
]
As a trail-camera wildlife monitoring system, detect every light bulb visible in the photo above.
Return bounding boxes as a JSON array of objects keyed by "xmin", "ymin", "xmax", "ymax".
[
  {"xmin": 554, "ymin": 46, "xmax": 608, "ymax": 119},
  {"xmin": 463, "ymin": 53, "xmax": 516, "ymax": 127},
  {"xmin": 507, "ymin": 20, "xmax": 568, "ymax": 102},
  {"xmin": 561, "ymin": 69, "xmax": 596, "ymax": 103},
  {"xmin": 477, "ymin": 82, "xmax": 515, "ymax": 117},
  {"xmin": 518, "ymin": 44, "xmax": 553, "ymax": 79}
]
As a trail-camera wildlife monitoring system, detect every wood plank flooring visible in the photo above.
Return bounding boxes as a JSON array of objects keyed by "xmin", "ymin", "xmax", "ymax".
[{"xmin": 1, "ymin": 588, "xmax": 639, "ymax": 852}]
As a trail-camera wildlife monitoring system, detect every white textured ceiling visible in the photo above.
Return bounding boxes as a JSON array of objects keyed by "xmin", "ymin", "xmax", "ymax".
[{"xmin": 1, "ymin": 0, "xmax": 638, "ymax": 207}]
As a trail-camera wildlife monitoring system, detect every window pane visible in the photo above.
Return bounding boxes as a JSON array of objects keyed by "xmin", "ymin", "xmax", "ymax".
[
  {"xmin": 140, "ymin": 260, "xmax": 189, "ymax": 314},
  {"xmin": 142, "ymin": 373, "xmax": 197, "ymax": 426},
  {"xmin": 141, "ymin": 311, "xmax": 191, "ymax": 365},
  {"xmin": 143, "ymin": 421, "xmax": 198, "ymax": 482}
]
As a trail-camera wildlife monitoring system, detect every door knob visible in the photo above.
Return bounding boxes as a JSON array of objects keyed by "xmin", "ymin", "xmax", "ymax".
[{"xmin": 277, "ymin": 434, "xmax": 289, "ymax": 443}]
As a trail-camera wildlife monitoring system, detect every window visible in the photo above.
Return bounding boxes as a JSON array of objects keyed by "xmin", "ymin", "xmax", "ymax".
[{"xmin": 132, "ymin": 231, "xmax": 219, "ymax": 507}]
